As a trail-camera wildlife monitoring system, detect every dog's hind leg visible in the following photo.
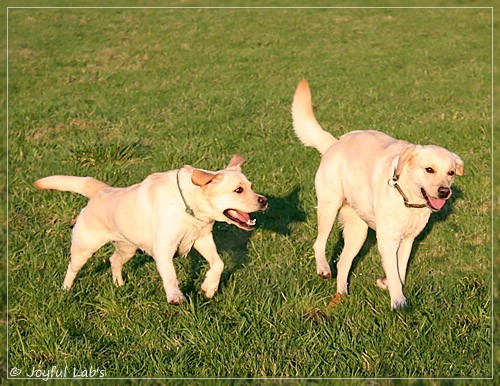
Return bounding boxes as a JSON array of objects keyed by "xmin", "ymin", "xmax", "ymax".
[
  {"xmin": 110, "ymin": 241, "xmax": 137, "ymax": 286},
  {"xmin": 336, "ymin": 206, "xmax": 368, "ymax": 294},
  {"xmin": 63, "ymin": 221, "xmax": 107, "ymax": 289},
  {"xmin": 313, "ymin": 203, "xmax": 339, "ymax": 279},
  {"xmin": 313, "ymin": 180, "xmax": 343, "ymax": 279}
]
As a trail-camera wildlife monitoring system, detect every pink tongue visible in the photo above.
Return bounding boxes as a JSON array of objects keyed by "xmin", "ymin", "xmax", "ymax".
[
  {"xmin": 233, "ymin": 210, "xmax": 249, "ymax": 222},
  {"xmin": 428, "ymin": 196, "xmax": 446, "ymax": 210}
]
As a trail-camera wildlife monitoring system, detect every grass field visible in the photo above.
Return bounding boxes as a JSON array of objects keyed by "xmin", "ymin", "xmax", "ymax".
[{"xmin": 5, "ymin": 5, "xmax": 493, "ymax": 380}]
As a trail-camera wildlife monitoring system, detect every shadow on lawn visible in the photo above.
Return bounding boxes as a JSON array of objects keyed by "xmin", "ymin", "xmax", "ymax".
[
  {"xmin": 258, "ymin": 186, "xmax": 308, "ymax": 236},
  {"xmin": 328, "ymin": 186, "xmax": 463, "ymax": 289},
  {"xmin": 183, "ymin": 185, "xmax": 307, "ymax": 297}
]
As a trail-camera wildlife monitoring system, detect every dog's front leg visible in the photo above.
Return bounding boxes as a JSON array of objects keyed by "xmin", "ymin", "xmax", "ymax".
[
  {"xmin": 153, "ymin": 240, "xmax": 185, "ymax": 305},
  {"xmin": 396, "ymin": 237, "xmax": 414, "ymax": 285},
  {"xmin": 376, "ymin": 237, "xmax": 415, "ymax": 290},
  {"xmin": 194, "ymin": 234, "xmax": 224, "ymax": 299},
  {"xmin": 377, "ymin": 234, "xmax": 406, "ymax": 310}
]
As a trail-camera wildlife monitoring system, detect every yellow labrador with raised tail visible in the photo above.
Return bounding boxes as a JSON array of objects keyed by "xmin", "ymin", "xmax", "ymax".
[
  {"xmin": 292, "ymin": 79, "xmax": 464, "ymax": 310},
  {"xmin": 34, "ymin": 155, "xmax": 268, "ymax": 305}
]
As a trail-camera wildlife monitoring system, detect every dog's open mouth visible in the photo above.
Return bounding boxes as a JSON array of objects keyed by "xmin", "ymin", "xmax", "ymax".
[
  {"xmin": 421, "ymin": 188, "xmax": 447, "ymax": 211},
  {"xmin": 224, "ymin": 209, "xmax": 257, "ymax": 230}
]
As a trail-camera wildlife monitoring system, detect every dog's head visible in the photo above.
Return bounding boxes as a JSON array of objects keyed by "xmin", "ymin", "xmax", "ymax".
[
  {"xmin": 396, "ymin": 145, "xmax": 465, "ymax": 211},
  {"xmin": 189, "ymin": 155, "xmax": 268, "ymax": 230}
]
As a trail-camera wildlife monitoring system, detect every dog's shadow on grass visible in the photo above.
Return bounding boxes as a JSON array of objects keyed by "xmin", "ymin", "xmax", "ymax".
[
  {"xmin": 329, "ymin": 186, "xmax": 463, "ymax": 286},
  {"xmin": 181, "ymin": 186, "xmax": 307, "ymax": 297}
]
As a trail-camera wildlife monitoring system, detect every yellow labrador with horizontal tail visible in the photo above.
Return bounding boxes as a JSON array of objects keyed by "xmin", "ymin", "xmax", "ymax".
[
  {"xmin": 292, "ymin": 79, "xmax": 464, "ymax": 310},
  {"xmin": 34, "ymin": 155, "xmax": 268, "ymax": 304}
]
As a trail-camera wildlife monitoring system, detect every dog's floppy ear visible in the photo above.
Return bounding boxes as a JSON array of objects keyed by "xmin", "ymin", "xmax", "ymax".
[
  {"xmin": 453, "ymin": 153, "xmax": 465, "ymax": 176},
  {"xmin": 395, "ymin": 145, "xmax": 421, "ymax": 177},
  {"xmin": 225, "ymin": 154, "xmax": 246, "ymax": 171},
  {"xmin": 191, "ymin": 169, "xmax": 217, "ymax": 187}
]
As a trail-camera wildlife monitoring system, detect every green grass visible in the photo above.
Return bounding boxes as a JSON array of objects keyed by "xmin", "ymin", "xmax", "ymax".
[{"xmin": 6, "ymin": 5, "xmax": 492, "ymax": 380}]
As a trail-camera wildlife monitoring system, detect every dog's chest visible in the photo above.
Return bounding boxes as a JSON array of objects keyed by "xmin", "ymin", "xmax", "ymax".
[
  {"xmin": 177, "ymin": 221, "xmax": 211, "ymax": 257},
  {"xmin": 399, "ymin": 210, "xmax": 431, "ymax": 238}
]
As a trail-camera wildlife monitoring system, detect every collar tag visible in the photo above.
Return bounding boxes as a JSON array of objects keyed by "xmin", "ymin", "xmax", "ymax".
[
  {"xmin": 176, "ymin": 170, "xmax": 203, "ymax": 221},
  {"xmin": 388, "ymin": 176, "xmax": 398, "ymax": 188}
]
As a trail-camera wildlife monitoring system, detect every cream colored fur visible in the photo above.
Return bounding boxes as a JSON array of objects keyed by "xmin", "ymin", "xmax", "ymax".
[
  {"xmin": 35, "ymin": 155, "xmax": 268, "ymax": 304},
  {"xmin": 292, "ymin": 79, "xmax": 464, "ymax": 310}
]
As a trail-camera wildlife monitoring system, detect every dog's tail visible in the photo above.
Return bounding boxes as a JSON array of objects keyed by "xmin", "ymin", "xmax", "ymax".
[
  {"xmin": 34, "ymin": 176, "xmax": 109, "ymax": 199},
  {"xmin": 292, "ymin": 79, "xmax": 337, "ymax": 155}
]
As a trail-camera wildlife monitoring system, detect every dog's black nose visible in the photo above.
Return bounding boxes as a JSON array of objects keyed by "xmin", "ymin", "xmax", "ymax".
[
  {"xmin": 438, "ymin": 187, "xmax": 451, "ymax": 199},
  {"xmin": 258, "ymin": 196, "xmax": 268, "ymax": 209}
]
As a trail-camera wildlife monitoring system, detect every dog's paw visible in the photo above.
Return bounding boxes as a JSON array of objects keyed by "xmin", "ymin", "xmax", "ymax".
[
  {"xmin": 390, "ymin": 296, "xmax": 407, "ymax": 311},
  {"xmin": 376, "ymin": 276, "xmax": 388, "ymax": 290},
  {"xmin": 317, "ymin": 265, "xmax": 332, "ymax": 279},
  {"xmin": 201, "ymin": 277, "xmax": 219, "ymax": 299},
  {"xmin": 336, "ymin": 282, "xmax": 349, "ymax": 295},
  {"xmin": 62, "ymin": 277, "xmax": 75, "ymax": 290},
  {"xmin": 62, "ymin": 280, "xmax": 73, "ymax": 290},
  {"xmin": 202, "ymin": 287, "xmax": 218, "ymax": 299},
  {"xmin": 112, "ymin": 275, "xmax": 125, "ymax": 287},
  {"xmin": 167, "ymin": 291, "xmax": 185, "ymax": 305}
]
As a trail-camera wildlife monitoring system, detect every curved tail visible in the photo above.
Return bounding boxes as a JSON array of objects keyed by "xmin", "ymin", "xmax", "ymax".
[
  {"xmin": 292, "ymin": 79, "xmax": 337, "ymax": 155},
  {"xmin": 34, "ymin": 175, "xmax": 109, "ymax": 199}
]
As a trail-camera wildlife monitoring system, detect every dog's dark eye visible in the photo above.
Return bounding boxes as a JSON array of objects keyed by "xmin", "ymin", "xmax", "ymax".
[
  {"xmin": 448, "ymin": 170, "xmax": 455, "ymax": 176},
  {"xmin": 425, "ymin": 167, "xmax": 435, "ymax": 174},
  {"xmin": 234, "ymin": 187, "xmax": 244, "ymax": 194}
]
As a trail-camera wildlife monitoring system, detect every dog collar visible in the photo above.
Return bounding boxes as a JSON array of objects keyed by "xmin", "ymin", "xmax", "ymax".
[
  {"xmin": 176, "ymin": 170, "xmax": 203, "ymax": 221},
  {"xmin": 388, "ymin": 172, "xmax": 427, "ymax": 209}
]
